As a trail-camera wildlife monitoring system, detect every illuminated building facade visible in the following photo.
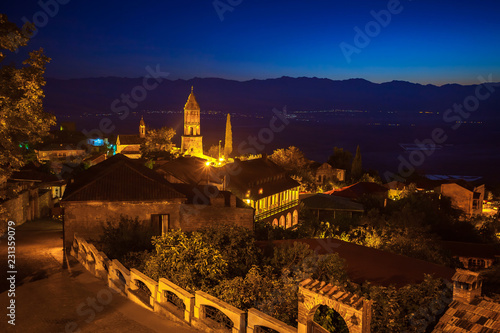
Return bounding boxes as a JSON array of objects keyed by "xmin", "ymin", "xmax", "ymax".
[
  {"xmin": 224, "ymin": 156, "xmax": 300, "ymax": 228},
  {"xmin": 116, "ymin": 117, "xmax": 146, "ymax": 159},
  {"xmin": 181, "ymin": 87, "xmax": 203, "ymax": 155}
]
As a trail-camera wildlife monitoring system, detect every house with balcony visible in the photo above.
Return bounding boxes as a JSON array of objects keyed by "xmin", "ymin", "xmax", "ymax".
[{"xmin": 223, "ymin": 156, "xmax": 301, "ymax": 228}]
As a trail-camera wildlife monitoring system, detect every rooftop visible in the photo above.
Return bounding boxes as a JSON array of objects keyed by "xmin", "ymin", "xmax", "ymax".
[
  {"xmin": 432, "ymin": 297, "xmax": 500, "ymax": 332},
  {"xmin": 184, "ymin": 86, "xmax": 200, "ymax": 110},
  {"xmin": 325, "ymin": 182, "xmax": 388, "ymax": 200},
  {"xmin": 224, "ymin": 157, "xmax": 300, "ymax": 200},
  {"xmin": 260, "ymin": 238, "xmax": 455, "ymax": 288},
  {"xmin": 300, "ymin": 193, "xmax": 364, "ymax": 212},
  {"xmin": 117, "ymin": 134, "xmax": 144, "ymax": 145},
  {"xmin": 62, "ymin": 154, "xmax": 185, "ymax": 202}
]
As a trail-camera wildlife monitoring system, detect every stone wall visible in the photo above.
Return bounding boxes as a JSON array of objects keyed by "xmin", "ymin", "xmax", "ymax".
[
  {"xmin": 179, "ymin": 204, "xmax": 254, "ymax": 231},
  {"xmin": 61, "ymin": 200, "xmax": 183, "ymax": 247},
  {"xmin": 62, "ymin": 200, "xmax": 254, "ymax": 248},
  {"xmin": 1, "ymin": 187, "xmax": 52, "ymax": 235}
]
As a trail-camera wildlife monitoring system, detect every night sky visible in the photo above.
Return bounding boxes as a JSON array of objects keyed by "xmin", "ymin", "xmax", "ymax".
[{"xmin": 3, "ymin": 0, "xmax": 500, "ymax": 85}]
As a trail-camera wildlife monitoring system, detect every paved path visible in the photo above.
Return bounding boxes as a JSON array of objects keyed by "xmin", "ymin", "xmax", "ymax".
[{"xmin": 0, "ymin": 219, "xmax": 200, "ymax": 333}]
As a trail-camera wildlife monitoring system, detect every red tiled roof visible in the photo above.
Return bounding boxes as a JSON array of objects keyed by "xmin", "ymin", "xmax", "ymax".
[
  {"xmin": 259, "ymin": 238, "xmax": 455, "ymax": 288},
  {"xmin": 62, "ymin": 154, "xmax": 185, "ymax": 202},
  {"xmin": 433, "ymin": 298, "xmax": 500, "ymax": 332},
  {"xmin": 325, "ymin": 182, "xmax": 388, "ymax": 200},
  {"xmin": 117, "ymin": 134, "xmax": 144, "ymax": 145}
]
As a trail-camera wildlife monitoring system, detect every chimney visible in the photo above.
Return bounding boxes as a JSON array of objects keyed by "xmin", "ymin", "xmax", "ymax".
[{"xmin": 452, "ymin": 269, "xmax": 482, "ymax": 303}]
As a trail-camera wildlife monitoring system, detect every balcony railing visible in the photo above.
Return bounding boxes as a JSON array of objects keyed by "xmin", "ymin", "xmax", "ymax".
[{"xmin": 255, "ymin": 199, "xmax": 299, "ymax": 221}]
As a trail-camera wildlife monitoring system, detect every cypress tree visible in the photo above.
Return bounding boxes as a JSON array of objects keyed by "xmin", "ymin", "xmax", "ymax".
[
  {"xmin": 224, "ymin": 113, "xmax": 233, "ymax": 158},
  {"xmin": 351, "ymin": 145, "xmax": 362, "ymax": 181}
]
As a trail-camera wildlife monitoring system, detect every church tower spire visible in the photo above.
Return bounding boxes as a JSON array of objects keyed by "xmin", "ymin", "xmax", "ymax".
[
  {"xmin": 181, "ymin": 87, "xmax": 203, "ymax": 155},
  {"xmin": 139, "ymin": 116, "xmax": 146, "ymax": 138}
]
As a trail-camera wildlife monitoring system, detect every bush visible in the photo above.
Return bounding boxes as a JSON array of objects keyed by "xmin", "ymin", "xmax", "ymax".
[
  {"xmin": 95, "ymin": 216, "xmax": 155, "ymax": 261},
  {"xmin": 143, "ymin": 229, "xmax": 227, "ymax": 292}
]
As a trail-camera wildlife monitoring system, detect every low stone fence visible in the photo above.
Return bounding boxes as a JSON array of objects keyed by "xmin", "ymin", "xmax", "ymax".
[{"xmin": 71, "ymin": 234, "xmax": 297, "ymax": 333}]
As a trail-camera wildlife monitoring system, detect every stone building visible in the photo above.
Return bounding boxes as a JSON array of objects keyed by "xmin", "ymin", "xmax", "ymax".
[
  {"xmin": 223, "ymin": 156, "xmax": 300, "ymax": 228},
  {"xmin": 115, "ymin": 116, "xmax": 146, "ymax": 159},
  {"xmin": 60, "ymin": 154, "xmax": 253, "ymax": 248},
  {"xmin": 440, "ymin": 241, "xmax": 500, "ymax": 271},
  {"xmin": 36, "ymin": 143, "xmax": 86, "ymax": 161},
  {"xmin": 435, "ymin": 182, "xmax": 485, "ymax": 217},
  {"xmin": 181, "ymin": 87, "xmax": 203, "ymax": 155},
  {"xmin": 314, "ymin": 162, "xmax": 345, "ymax": 185}
]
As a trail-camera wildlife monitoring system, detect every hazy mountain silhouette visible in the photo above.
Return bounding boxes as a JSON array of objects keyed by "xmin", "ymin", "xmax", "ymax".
[{"xmin": 44, "ymin": 76, "xmax": 500, "ymax": 118}]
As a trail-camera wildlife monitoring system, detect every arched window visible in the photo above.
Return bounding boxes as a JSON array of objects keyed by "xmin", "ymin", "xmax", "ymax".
[
  {"xmin": 293, "ymin": 210, "xmax": 299, "ymax": 225},
  {"xmin": 286, "ymin": 212, "xmax": 292, "ymax": 228}
]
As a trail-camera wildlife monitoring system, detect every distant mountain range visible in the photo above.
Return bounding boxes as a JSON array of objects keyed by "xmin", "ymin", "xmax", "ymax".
[{"xmin": 44, "ymin": 76, "xmax": 500, "ymax": 118}]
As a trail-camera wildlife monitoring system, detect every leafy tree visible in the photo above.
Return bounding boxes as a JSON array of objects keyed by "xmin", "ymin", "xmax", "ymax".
[
  {"xmin": 143, "ymin": 229, "xmax": 227, "ymax": 292},
  {"xmin": 199, "ymin": 224, "xmax": 262, "ymax": 278},
  {"xmin": 361, "ymin": 275, "xmax": 451, "ymax": 333},
  {"xmin": 205, "ymin": 144, "xmax": 219, "ymax": 159},
  {"xmin": 327, "ymin": 147, "xmax": 352, "ymax": 171},
  {"xmin": 224, "ymin": 113, "xmax": 232, "ymax": 157},
  {"xmin": 351, "ymin": 145, "xmax": 362, "ymax": 181},
  {"xmin": 212, "ymin": 266, "xmax": 299, "ymax": 326},
  {"xmin": 140, "ymin": 126, "xmax": 176, "ymax": 159},
  {"xmin": 0, "ymin": 14, "xmax": 56, "ymax": 180},
  {"xmin": 269, "ymin": 146, "xmax": 315, "ymax": 189},
  {"xmin": 269, "ymin": 146, "xmax": 310, "ymax": 172},
  {"xmin": 313, "ymin": 305, "xmax": 349, "ymax": 333}
]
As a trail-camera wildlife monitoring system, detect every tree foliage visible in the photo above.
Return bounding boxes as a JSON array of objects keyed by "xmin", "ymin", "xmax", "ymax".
[
  {"xmin": 199, "ymin": 224, "xmax": 262, "ymax": 278},
  {"xmin": 140, "ymin": 126, "xmax": 176, "ymax": 159},
  {"xmin": 360, "ymin": 275, "xmax": 451, "ymax": 333},
  {"xmin": 212, "ymin": 266, "xmax": 298, "ymax": 326},
  {"xmin": 95, "ymin": 216, "xmax": 155, "ymax": 261},
  {"xmin": 351, "ymin": 145, "xmax": 362, "ymax": 181},
  {"xmin": 328, "ymin": 147, "xmax": 352, "ymax": 171},
  {"xmin": 205, "ymin": 144, "xmax": 219, "ymax": 159},
  {"xmin": 143, "ymin": 229, "xmax": 228, "ymax": 292},
  {"xmin": 0, "ymin": 14, "xmax": 56, "ymax": 179},
  {"xmin": 224, "ymin": 113, "xmax": 232, "ymax": 157},
  {"xmin": 269, "ymin": 146, "xmax": 315, "ymax": 189}
]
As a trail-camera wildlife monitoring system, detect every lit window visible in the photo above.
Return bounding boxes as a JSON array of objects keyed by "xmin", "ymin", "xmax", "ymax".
[{"xmin": 258, "ymin": 188, "xmax": 263, "ymax": 194}]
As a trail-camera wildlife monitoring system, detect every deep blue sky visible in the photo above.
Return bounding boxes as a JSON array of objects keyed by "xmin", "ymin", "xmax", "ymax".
[{"xmin": 3, "ymin": 0, "xmax": 500, "ymax": 84}]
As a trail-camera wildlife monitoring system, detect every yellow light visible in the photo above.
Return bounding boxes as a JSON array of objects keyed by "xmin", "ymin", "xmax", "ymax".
[
  {"xmin": 205, "ymin": 161, "xmax": 210, "ymax": 166},
  {"xmin": 219, "ymin": 157, "xmax": 225, "ymax": 162}
]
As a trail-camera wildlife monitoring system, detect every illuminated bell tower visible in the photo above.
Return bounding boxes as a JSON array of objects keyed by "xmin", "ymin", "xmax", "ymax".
[
  {"xmin": 181, "ymin": 86, "xmax": 203, "ymax": 155},
  {"xmin": 139, "ymin": 116, "xmax": 146, "ymax": 138}
]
